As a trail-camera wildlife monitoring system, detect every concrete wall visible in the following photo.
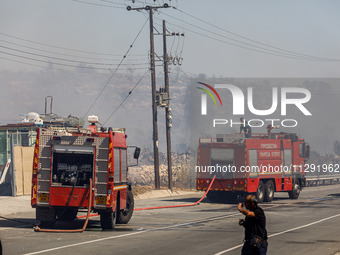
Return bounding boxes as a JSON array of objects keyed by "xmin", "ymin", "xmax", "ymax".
[{"xmin": 14, "ymin": 146, "xmax": 34, "ymax": 196}]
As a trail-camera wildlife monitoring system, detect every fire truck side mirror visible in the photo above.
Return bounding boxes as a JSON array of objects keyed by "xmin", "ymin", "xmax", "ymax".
[{"xmin": 134, "ymin": 147, "xmax": 141, "ymax": 159}]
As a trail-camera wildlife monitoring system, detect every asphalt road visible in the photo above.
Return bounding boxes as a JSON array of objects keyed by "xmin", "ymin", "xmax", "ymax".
[{"xmin": 1, "ymin": 184, "xmax": 340, "ymax": 255}]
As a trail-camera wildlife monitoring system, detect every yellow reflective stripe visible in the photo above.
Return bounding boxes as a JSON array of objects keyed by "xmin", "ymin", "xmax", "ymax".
[{"xmin": 113, "ymin": 185, "xmax": 128, "ymax": 190}]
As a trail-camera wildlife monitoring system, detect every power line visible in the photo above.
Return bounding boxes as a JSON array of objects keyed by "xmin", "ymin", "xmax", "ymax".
[
  {"xmin": 0, "ymin": 32, "xmax": 146, "ymax": 56},
  {"xmin": 159, "ymin": 17, "xmax": 340, "ymax": 62},
  {"xmin": 0, "ymin": 50, "xmax": 110, "ymax": 71},
  {"xmin": 0, "ymin": 48, "xmax": 150, "ymax": 72},
  {"xmin": 71, "ymin": 0, "xmax": 125, "ymax": 8},
  {"xmin": 160, "ymin": 13, "xmax": 312, "ymax": 60},
  {"xmin": 172, "ymin": 8, "xmax": 340, "ymax": 62},
  {"xmin": 0, "ymin": 38, "xmax": 148, "ymax": 62},
  {"xmin": 0, "ymin": 55, "xmax": 67, "ymax": 71},
  {"xmin": 0, "ymin": 54, "xmax": 149, "ymax": 74},
  {"xmin": 102, "ymin": 69, "xmax": 149, "ymax": 125},
  {"xmin": 98, "ymin": 0, "xmax": 126, "ymax": 6},
  {"xmin": 83, "ymin": 17, "xmax": 149, "ymax": 118},
  {"xmin": 162, "ymin": 11, "xmax": 307, "ymax": 58},
  {"xmin": 0, "ymin": 44, "xmax": 120, "ymax": 66}
]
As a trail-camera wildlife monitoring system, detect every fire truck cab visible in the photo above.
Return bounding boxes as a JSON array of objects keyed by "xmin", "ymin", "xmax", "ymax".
[
  {"xmin": 196, "ymin": 133, "xmax": 310, "ymax": 203},
  {"xmin": 31, "ymin": 121, "xmax": 140, "ymax": 229}
]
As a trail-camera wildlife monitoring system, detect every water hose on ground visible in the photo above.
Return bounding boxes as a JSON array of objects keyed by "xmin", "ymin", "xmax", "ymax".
[
  {"xmin": 34, "ymin": 178, "xmax": 93, "ymax": 233},
  {"xmin": 134, "ymin": 175, "xmax": 216, "ymax": 211},
  {"xmin": 77, "ymin": 175, "xmax": 216, "ymax": 218}
]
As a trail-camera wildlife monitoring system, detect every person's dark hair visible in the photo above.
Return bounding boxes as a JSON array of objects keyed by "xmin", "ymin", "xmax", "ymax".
[{"xmin": 248, "ymin": 195, "xmax": 258, "ymax": 206}]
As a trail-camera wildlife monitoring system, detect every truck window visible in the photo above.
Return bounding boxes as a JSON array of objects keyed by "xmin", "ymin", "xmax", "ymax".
[
  {"xmin": 299, "ymin": 143, "xmax": 304, "ymax": 158},
  {"xmin": 210, "ymin": 148, "xmax": 234, "ymax": 179}
]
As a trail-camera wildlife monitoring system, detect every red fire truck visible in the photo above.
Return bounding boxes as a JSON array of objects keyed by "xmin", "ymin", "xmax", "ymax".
[
  {"xmin": 196, "ymin": 133, "xmax": 310, "ymax": 203},
  {"xmin": 31, "ymin": 119, "xmax": 140, "ymax": 229}
]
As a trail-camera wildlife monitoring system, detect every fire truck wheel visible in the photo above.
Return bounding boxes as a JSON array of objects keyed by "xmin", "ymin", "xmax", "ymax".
[
  {"xmin": 288, "ymin": 179, "xmax": 301, "ymax": 199},
  {"xmin": 207, "ymin": 191, "xmax": 227, "ymax": 203},
  {"xmin": 207, "ymin": 191, "xmax": 237, "ymax": 203},
  {"xmin": 264, "ymin": 180, "xmax": 275, "ymax": 202},
  {"xmin": 56, "ymin": 208, "xmax": 78, "ymax": 221},
  {"xmin": 256, "ymin": 181, "xmax": 265, "ymax": 203},
  {"xmin": 224, "ymin": 193, "xmax": 237, "ymax": 203},
  {"xmin": 207, "ymin": 191, "xmax": 219, "ymax": 203},
  {"xmin": 116, "ymin": 190, "xmax": 134, "ymax": 224},
  {"xmin": 100, "ymin": 209, "xmax": 117, "ymax": 229}
]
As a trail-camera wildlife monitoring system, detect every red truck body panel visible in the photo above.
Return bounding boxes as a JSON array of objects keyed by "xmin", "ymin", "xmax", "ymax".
[
  {"xmin": 31, "ymin": 127, "xmax": 130, "ymax": 212},
  {"xmin": 197, "ymin": 133, "xmax": 308, "ymax": 198}
]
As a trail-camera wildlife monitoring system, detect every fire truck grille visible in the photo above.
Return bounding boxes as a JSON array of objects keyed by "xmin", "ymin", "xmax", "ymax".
[{"xmin": 95, "ymin": 184, "xmax": 107, "ymax": 196}]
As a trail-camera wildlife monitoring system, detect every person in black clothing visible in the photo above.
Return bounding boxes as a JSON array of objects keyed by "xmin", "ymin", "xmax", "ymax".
[
  {"xmin": 239, "ymin": 117, "xmax": 252, "ymax": 138},
  {"xmin": 238, "ymin": 195, "xmax": 268, "ymax": 255}
]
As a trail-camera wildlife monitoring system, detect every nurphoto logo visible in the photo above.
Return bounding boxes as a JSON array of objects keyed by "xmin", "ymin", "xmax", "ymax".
[
  {"xmin": 196, "ymin": 82, "xmax": 223, "ymax": 115},
  {"xmin": 196, "ymin": 82, "xmax": 312, "ymax": 128}
]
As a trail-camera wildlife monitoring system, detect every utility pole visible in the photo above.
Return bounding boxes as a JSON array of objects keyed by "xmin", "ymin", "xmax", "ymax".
[
  {"xmin": 127, "ymin": 3, "xmax": 170, "ymax": 190},
  {"xmin": 162, "ymin": 20, "xmax": 173, "ymax": 191},
  {"xmin": 149, "ymin": 7, "xmax": 160, "ymax": 190}
]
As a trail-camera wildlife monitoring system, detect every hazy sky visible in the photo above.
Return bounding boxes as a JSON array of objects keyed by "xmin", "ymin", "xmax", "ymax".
[{"xmin": 1, "ymin": 0, "xmax": 340, "ymax": 77}]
